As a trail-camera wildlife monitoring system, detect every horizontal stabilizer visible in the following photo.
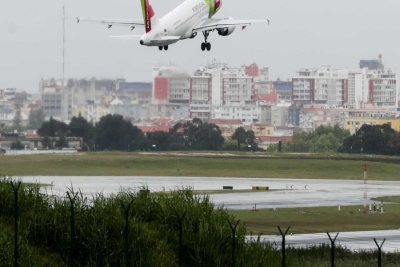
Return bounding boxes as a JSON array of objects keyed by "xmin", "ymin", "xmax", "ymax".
[
  {"xmin": 77, "ymin": 18, "xmax": 144, "ymax": 28},
  {"xmin": 110, "ymin": 35, "xmax": 143, "ymax": 40}
]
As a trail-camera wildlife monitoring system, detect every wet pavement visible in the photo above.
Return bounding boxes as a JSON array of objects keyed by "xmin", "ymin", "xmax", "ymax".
[
  {"xmin": 19, "ymin": 176, "xmax": 400, "ymax": 252},
  {"xmin": 250, "ymin": 230, "xmax": 400, "ymax": 252},
  {"xmin": 20, "ymin": 176, "xmax": 400, "ymax": 210}
]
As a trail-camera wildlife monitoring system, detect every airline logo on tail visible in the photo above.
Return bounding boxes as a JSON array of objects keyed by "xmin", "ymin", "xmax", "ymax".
[
  {"xmin": 205, "ymin": 0, "xmax": 222, "ymax": 18},
  {"xmin": 141, "ymin": 0, "xmax": 155, "ymax": 33}
]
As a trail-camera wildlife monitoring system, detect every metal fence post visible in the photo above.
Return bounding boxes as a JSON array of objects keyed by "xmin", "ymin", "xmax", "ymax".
[
  {"xmin": 327, "ymin": 232, "xmax": 339, "ymax": 267},
  {"xmin": 11, "ymin": 181, "xmax": 21, "ymax": 267},
  {"xmin": 67, "ymin": 191, "xmax": 79, "ymax": 267},
  {"xmin": 374, "ymin": 238, "xmax": 386, "ymax": 267},
  {"xmin": 121, "ymin": 200, "xmax": 134, "ymax": 267},
  {"xmin": 175, "ymin": 210, "xmax": 187, "ymax": 267},
  {"xmin": 278, "ymin": 226, "xmax": 290, "ymax": 267},
  {"xmin": 227, "ymin": 220, "xmax": 240, "ymax": 267}
]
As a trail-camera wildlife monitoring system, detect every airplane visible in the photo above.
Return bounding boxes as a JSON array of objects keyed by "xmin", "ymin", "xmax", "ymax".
[{"xmin": 77, "ymin": 0, "xmax": 269, "ymax": 51}]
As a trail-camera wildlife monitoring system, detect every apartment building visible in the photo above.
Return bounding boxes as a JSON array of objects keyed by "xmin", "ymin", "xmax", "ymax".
[
  {"xmin": 40, "ymin": 81, "xmax": 64, "ymax": 121},
  {"xmin": 190, "ymin": 76, "xmax": 212, "ymax": 121},
  {"xmin": 292, "ymin": 66, "xmax": 348, "ymax": 107},
  {"xmin": 188, "ymin": 62, "xmax": 257, "ymax": 123},
  {"xmin": 299, "ymin": 104, "xmax": 393, "ymax": 131},
  {"xmin": 344, "ymin": 117, "xmax": 399, "ymax": 134},
  {"xmin": 271, "ymin": 103, "xmax": 290, "ymax": 127},
  {"xmin": 152, "ymin": 65, "xmax": 191, "ymax": 105},
  {"xmin": 273, "ymin": 80, "xmax": 292, "ymax": 102},
  {"xmin": 211, "ymin": 104, "xmax": 268, "ymax": 124}
]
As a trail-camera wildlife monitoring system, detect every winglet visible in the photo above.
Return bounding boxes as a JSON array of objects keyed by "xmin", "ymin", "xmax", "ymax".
[
  {"xmin": 268, "ymin": 19, "xmax": 270, "ymax": 26},
  {"xmin": 77, "ymin": 18, "xmax": 80, "ymax": 24}
]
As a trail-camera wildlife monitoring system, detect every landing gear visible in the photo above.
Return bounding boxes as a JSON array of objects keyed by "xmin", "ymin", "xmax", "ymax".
[
  {"xmin": 158, "ymin": 45, "xmax": 169, "ymax": 51},
  {"xmin": 201, "ymin": 31, "xmax": 211, "ymax": 51}
]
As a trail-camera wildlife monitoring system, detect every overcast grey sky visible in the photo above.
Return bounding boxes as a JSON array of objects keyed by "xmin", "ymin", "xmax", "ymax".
[{"xmin": 1, "ymin": 0, "xmax": 400, "ymax": 92}]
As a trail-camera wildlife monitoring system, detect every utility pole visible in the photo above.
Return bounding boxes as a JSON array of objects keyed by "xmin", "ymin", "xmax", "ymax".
[
  {"xmin": 362, "ymin": 163, "xmax": 368, "ymax": 213},
  {"xmin": 62, "ymin": 5, "xmax": 66, "ymax": 86}
]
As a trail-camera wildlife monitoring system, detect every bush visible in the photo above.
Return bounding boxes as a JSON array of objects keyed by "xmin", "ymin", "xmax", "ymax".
[{"xmin": 10, "ymin": 141, "xmax": 24, "ymax": 150}]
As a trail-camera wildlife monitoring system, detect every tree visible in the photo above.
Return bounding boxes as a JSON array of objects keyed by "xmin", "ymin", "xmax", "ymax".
[
  {"xmin": 38, "ymin": 117, "xmax": 69, "ymax": 137},
  {"xmin": 231, "ymin": 127, "xmax": 247, "ymax": 150},
  {"xmin": 196, "ymin": 121, "xmax": 224, "ymax": 150},
  {"xmin": 146, "ymin": 131, "xmax": 171, "ymax": 151},
  {"xmin": 11, "ymin": 141, "xmax": 24, "ymax": 150},
  {"xmin": 12, "ymin": 106, "xmax": 23, "ymax": 133},
  {"xmin": 41, "ymin": 136, "xmax": 53, "ymax": 149},
  {"xmin": 282, "ymin": 125, "xmax": 350, "ymax": 153},
  {"xmin": 169, "ymin": 118, "xmax": 224, "ymax": 150},
  {"xmin": 69, "ymin": 115, "xmax": 94, "ymax": 150},
  {"xmin": 94, "ymin": 114, "xmax": 145, "ymax": 151},
  {"xmin": 231, "ymin": 127, "xmax": 257, "ymax": 151},
  {"xmin": 340, "ymin": 123, "xmax": 397, "ymax": 155},
  {"xmin": 28, "ymin": 109, "xmax": 45, "ymax": 130},
  {"xmin": 221, "ymin": 139, "xmax": 237, "ymax": 151},
  {"xmin": 311, "ymin": 133, "xmax": 340, "ymax": 153},
  {"xmin": 0, "ymin": 123, "xmax": 8, "ymax": 133},
  {"xmin": 55, "ymin": 134, "xmax": 69, "ymax": 148}
]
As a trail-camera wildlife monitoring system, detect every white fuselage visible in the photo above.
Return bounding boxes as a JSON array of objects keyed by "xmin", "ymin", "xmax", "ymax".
[{"xmin": 140, "ymin": 0, "xmax": 220, "ymax": 46}]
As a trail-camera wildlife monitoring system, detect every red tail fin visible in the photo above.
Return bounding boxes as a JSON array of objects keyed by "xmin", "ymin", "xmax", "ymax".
[{"xmin": 141, "ymin": 0, "xmax": 155, "ymax": 33}]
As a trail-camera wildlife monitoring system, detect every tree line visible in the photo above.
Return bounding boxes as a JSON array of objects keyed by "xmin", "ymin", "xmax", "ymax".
[
  {"xmin": 267, "ymin": 123, "xmax": 400, "ymax": 156},
  {"xmin": 35, "ymin": 115, "xmax": 261, "ymax": 151}
]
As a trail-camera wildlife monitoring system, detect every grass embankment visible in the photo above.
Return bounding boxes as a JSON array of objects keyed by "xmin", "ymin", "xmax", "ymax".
[
  {"xmin": 2, "ymin": 152, "xmax": 400, "ymax": 180},
  {"xmin": 229, "ymin": 204, "xmax": 400, "ymax": 235}
]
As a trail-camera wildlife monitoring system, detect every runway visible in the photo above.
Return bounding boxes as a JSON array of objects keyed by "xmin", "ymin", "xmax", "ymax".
[
  {"xmin": 19, "ymin": 176, "xmax": 400, "ymax": 210},
  {"xmin": 251, "ymin": 230, "xmax": 400, "ymax": 252},
  {"xmin": 18, "ymin": 175, "xmax": 400, "ymax": 252}
]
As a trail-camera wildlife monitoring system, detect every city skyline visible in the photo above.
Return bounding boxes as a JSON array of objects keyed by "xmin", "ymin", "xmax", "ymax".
[{"xmin": 1, "ymin": 0, "xmax": 400, "ymax": 92}]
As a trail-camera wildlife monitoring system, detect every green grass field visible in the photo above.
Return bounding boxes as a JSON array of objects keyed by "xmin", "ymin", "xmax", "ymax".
[
  {"xmin": 1, "ymin": 152, "xmax": 400, "ymax": 180},
  {"xmin": 373, "ymin": 195, "xmax": 400, "ymax": 203},
  {"xmin": 228, "ymin": 204, "xmax": 400, "ymax": 234}
]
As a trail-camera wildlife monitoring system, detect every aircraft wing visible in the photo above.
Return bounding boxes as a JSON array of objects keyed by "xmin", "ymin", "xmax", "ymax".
[
  {"xmin": 192, "ymin": 18, "xmax": 269, "ymax": 33},
  {"xmin": 77, "ymin": 18, "xmax": 144, "ymax": 30}
]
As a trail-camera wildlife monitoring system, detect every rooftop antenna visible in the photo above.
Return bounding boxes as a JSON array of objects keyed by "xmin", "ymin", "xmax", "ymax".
[{"xmin": 62, "ymin": 5, "xmax": 66, "ymax": 86}]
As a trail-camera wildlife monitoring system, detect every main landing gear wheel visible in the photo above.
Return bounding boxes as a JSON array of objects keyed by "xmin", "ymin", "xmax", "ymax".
[
  {"xmin": 159, "ymin": 45, "xmax": 169, "ymax": 51},
  {"xmin": 201, "ymin": 30, "xmax": 211, "ymax": 51}
]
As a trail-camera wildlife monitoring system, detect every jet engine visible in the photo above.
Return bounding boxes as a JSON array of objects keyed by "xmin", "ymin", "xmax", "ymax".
[
  {"xmin": 218, "ymin": 27, "xmax": 236, "ymax": 36},
  {"xmin": 217, "ymin": 17, "xmax": 236, "ymax": 36}
]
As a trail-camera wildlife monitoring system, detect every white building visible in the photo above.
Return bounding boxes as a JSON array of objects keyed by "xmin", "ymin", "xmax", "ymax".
[
  {"xmin": 211, "ymin": 105, "xmax": 268, "ymax": 125},
  {"xmin": 152, "ymin": 65, "xmax": 191, "ymax": 105},
  {"xmin": 348, "ymin": 63, "xmax": 397, "ymax": 110},
  {"xmin": 292, "ymin": 66, "xmax": 348, "ymax": 107}
]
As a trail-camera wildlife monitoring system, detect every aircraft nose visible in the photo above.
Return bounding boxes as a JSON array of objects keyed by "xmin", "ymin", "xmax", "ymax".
[{"xmin": 140, "ymin": 40, "xmax": 144, "ymax": 45}]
